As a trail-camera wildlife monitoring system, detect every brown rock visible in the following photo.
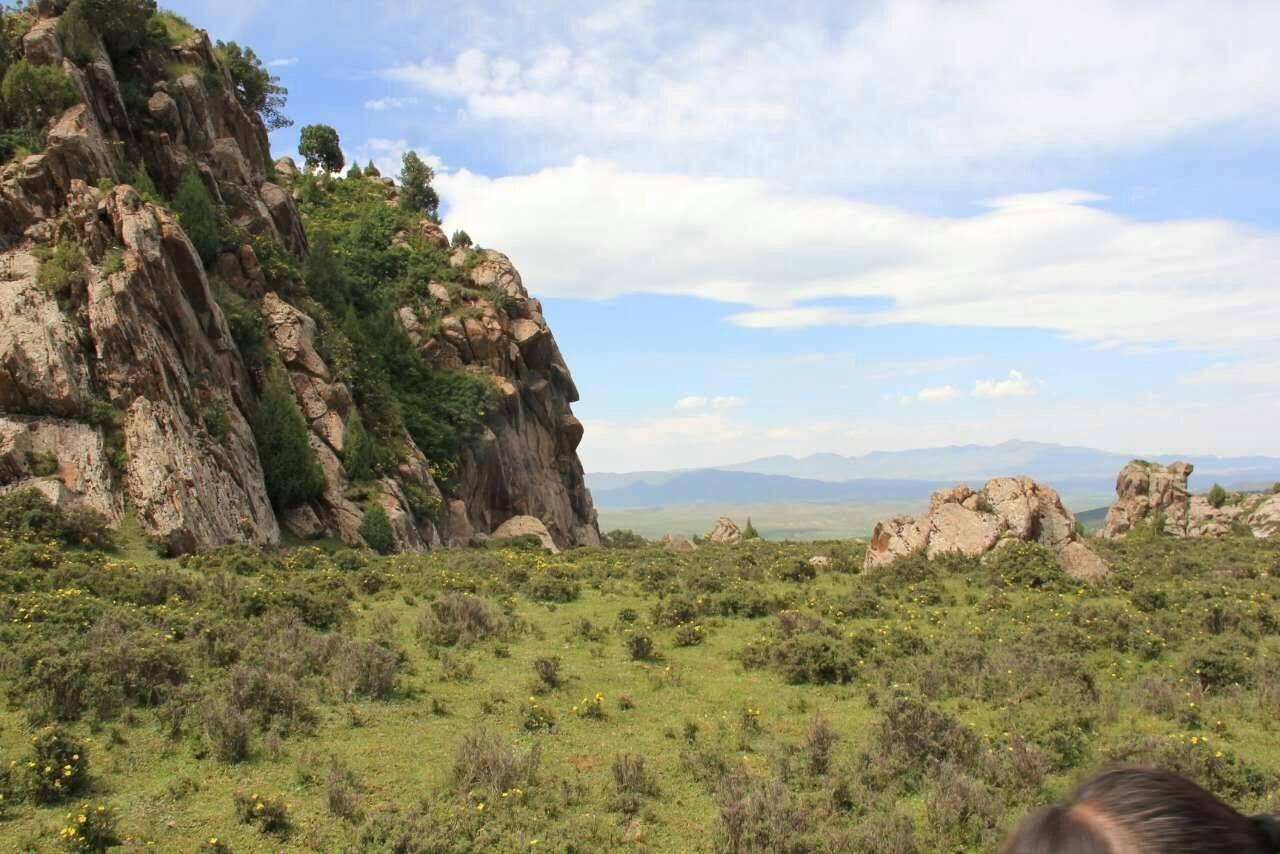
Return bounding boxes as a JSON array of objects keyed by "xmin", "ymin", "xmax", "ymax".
[
  {"xmin": 0, "ymin": 416, "xmax": 122, "ymax": 522},
  {"xmin": 1057, "ymin": 542, "xmax": 1110, "ymax": 583},
  {"xmin": 492, "ymin": 515, "xmax": 559, "ymax": 553},
  {"xmin": 1250, "ymin": 494, "xmax": 1280, "ymax": 539},
  {"xmin": 661, "ymin": 533, "xmax": 698, "ymax": 552},
  {"xmin": 926, "ymin": 502, "xmax": 1001, "ymax": 557},
  {"xmin": 1100, "ymin": 461, "xmax": 1193, "ymax": 538},
  {"xmin": 707, "ymin": 516, "xmax": 743, "ymax": 544},
  {"xmin": 22, "ymin": 18, "xmax": 63, "ymax": 66},
  {"xmin": 865, "ymin": 515, "xmax": 930, "ymax": 569}
]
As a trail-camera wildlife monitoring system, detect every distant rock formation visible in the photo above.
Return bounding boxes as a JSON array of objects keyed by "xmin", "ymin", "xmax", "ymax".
[
  {"xmin": 865, "ymin": 476, "xmax": 1107, "ymax": 581},
  {"xmin": 661, "ymin": 533, "xmax": 697, "ymax": 552},
  {"xmin": 706, "ymin": 516, "xmax": 742, "ymax": 545},
  {"xmin": 1100, "ymin": 460, "xmax": 1277, "ymax": 539},
  {"xmin": 1100, "ymin": 461, "xmax": 1193, "ymax": 538}
]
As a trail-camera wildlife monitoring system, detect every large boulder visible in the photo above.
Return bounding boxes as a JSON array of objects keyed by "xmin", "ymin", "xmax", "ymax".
[
  {"xmin": 661, "ymin": 533, "xmax": 698, "ymax": 552},
  {"xmin": 1250, "ymin": 494, "xmax": 1280, "ymax": 539},
  {"xmin": 707, "ymin": 516, "xmax": 742, "ymax": 544},
  {"xmin": 865, "ymin": 476, "xmax": 1107, "ymax": 581},
  {"xmin": 491, "ymin": 515, "xmax": 559, "ymax": 553},
  {"xmin": 1100, "ymin": 461, "xmax": 1193, "ymax": 538}
]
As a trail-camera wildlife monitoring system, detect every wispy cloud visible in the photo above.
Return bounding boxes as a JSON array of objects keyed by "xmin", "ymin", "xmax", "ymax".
[
  {"xmin": 266, "ymin": 57, "xmax": 298, "ymax": 68},
  {"xmin": 1179, "ymin": 361, "xmax": 1280, "ymax": 386},
  {"xmin": 365, "ymin": 96, "xmax": 419, "ymax": 112},
  {"xmin": 675, "ymin": 394, "xmax": 744, "ymax": 411},
  {"xmin": 917, "ymin": 385, "xmax": 961, "ymax": 402}
]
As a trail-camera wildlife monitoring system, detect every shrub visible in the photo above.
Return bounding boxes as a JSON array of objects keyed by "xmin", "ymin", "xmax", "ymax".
[
  {"xmin": 37, "ymin": 239, "xmax": 88, "ymax": 301},
  {"xmin": 172, "ymin": 171, "xmax": 220, "ymax": 266},
  {"xmin": 211, "ymin": 278, "xmax": 267, "ymax": 367},
  {"xmin": 298, "ymin": 124, "xmax": 343, "ymax": 173},
  {"xmin": 2, "ymin": 60, "xmax": 79, "ymax": 127},
  {"xmin": 526, "ymin": 569, "xmax": 579, "ymax": 602},
  {"xmin": 56, "ymin": 802, "xmax": 120, "ymax": 852},
  {"xmin": 1208, "ymin": 483, "xmax": 1228, "ymax": 509},
  {"xmin": 674, "ymin": 623, "xmax": 706, "ymax": 646},
  {"xmin": 625, "ymin": 632, "xmax": 656, "ymax": 661},
  {"xmin": 867, "ymin": 694, "xmax": 980, "ymax": 789},
  {"xmin": 923, "ymin": 762, "xmax": 1002, "ymax": 849},
  {"xmin": 57, "ymin": 1, "xmax": 100, "ymax": 63},
  {"xmin": 415, "ymin": 592, "xmax": 506, "ymax": 647},
  {"xmin": 612, "ymin": 752, "xmax": 657, "ymax": 814},
  {"xmin": 331, "ymin": 639, "xmax": 401, "ymax": 699},
  {"xmin": 804, "ymin": 713, "xmax": 840, "ymax": 775},
  {"xmin": 574, "ymin": 692, "xmax": 606, "ymax": 720},
  {"xmin": 20, "ymin": 727, "xmax": 91, "ymax": 804},
  {"xmin": 521, "ymin": 696, "xmax": 556, "ymax": 732},
  {"xmin": 326, "ymin": 758, "xmax": 362, "ymax": 822},
  {"xmin": 989, "ymin": 540, "xmax": 1074, "ymax": 590},
  {"xmin": 199, "ymin": 697, "xmax": 250, "ymax": 762},
  {"xmin": 603, "ymin": 528, "xmax": 646, "ymax": 549},
  {"xmin": 533, "ymin": 656, "xmax": 562, "ymax": 691},
  {"xmin": 80, "ymin": 0, "xmax": 154, "ymax": 61},
  {"xmin": 360, "ymin": 505, "xmax": 395, "ymax": 554},
  {"xmin": 341, "ymin": 410, "xmax": 377, "ymax": 481},
  {"xmin": 451, "ymin": 229, "xmax": 473, "ymax": 248},
  {"xmin": 1189, "ymin": 640, "xmax": 1253, "ymax": 691},
  {"xmin": 252, "ymin": 371, "xmax": 325, "ymax": 511},
  {"xmin": 450, "ymin": 729, "xmax": 540, "ymax": 793},
  {"xmin": 233, "ymin": 791, "xmax": 290, "ymax": 835}
]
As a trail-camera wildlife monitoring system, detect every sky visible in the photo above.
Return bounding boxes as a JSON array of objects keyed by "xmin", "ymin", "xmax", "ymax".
[{"xmin": 170, "ymin": 0, "xmax": 1280, "ymax": 472}]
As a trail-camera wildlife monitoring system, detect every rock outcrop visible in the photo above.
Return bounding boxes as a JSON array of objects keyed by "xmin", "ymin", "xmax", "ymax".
[
  {"xmin": 1100, "ymin": 461, "xmax": 1277, "ymax": 540},
  {"xmin": 661, "ymin": 533, "xmax": 697, "ymax": 552},
  {"xmin": 1100, "ymin": 461, "xmax": 1193, "ymax": 538},
  {"xmin": 0, "ymin": 10, "xmax": 598, "ymax": 553},
  {"xmin": 490, "ymin": 515, "xmax": 559, "ymax": 553},
  {"xmin": 865, "ymin": 476, "xmax": 1107, "ymax": 580},
  {"xmin": 707, "ymin": 517, "xmax": 742, "ymax": 545}
]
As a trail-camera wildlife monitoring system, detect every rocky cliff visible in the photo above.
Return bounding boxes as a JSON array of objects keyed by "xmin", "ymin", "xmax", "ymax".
[
  {"xmin": 0, "ymin": 8, "xmax": 598, "ymax": 552},
  {"xmin": 1101, "ymin": 460, "xmax": 1278, "ymax": 540}
]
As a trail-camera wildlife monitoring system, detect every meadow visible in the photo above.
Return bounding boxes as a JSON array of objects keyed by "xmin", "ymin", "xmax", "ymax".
[{"xmin": 0, "ymin": 492, "xmax": 1278, "ymax": 852}]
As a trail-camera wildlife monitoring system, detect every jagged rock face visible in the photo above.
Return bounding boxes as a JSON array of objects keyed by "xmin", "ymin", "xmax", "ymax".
[
  {"xmin": 0, "ymin": 416, "xmax": 122, "ymax": 521},
  {"xmin": 707, "ymin": 516, "xmax": 743, "ymax": 545},
  {"xmin": 865, "ymin": 476, "xmax": 1106, "ymax": 580},
  {"xmin": 1251, "ymin": 495, "xmax": 1280, "ymax": 539},
  {"xmin": 407, "ymin": 249, "xmax": 600, "ymax": 549},
  {"xmin": 1100, "ymin": 461, "xmax": 1193, "ymax": 538}
]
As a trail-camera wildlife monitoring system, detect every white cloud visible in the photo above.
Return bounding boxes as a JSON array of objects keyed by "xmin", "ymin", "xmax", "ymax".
[
  {"xmin": 348, "ymin": 138, "xmax": 445, "ymax": 181},
  {"xmin": 1179, "ymin": 361, "xmax": 1280, "ymax": 386},
  {"xmin": 386, "ymin": 0, "xmax": 1280, "ymax": 185},
  {"xmin": 972, "ymin": 370, "xmax": 1034, "ymax": 399},
  {"xmin": 864, "ymin": 356, "xmax": 984, "ymax": 381},
  {"xmin": 438, "ymin": 160, "xmax": 1280, "ymax": 353},
  {"xmin": 674, "ymin": 394, "xmax": 744, "ymax": 410},
  {"xmin": 917, "ymin": 385, "xmax": 961, "ymax": 402},
  {"xmin": 267, "ymin": 57, "xmax": 298, "ymax": 68},
  {"xmin": 365, "ymin": 96, "xmax": 419, "ymax": 112}
]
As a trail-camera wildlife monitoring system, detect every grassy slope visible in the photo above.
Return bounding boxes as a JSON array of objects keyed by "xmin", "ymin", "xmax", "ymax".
[{"xmin": 1, "ymin": 532, "xmax": 1278, "ymax": 851}]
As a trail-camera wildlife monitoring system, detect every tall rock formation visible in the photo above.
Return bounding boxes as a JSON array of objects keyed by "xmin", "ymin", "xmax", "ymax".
[
  {"xmin": 1101, "ymin": 460, "xmax": 1278, "ymax": 540},
  {"xmin": 0, "ymin": 11, "xmax": 597, "ymax": 552}
]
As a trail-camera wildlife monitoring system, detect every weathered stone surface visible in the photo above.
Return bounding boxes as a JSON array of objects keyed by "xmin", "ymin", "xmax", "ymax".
[
  {"xmin": 1100, "ymin": 461, "xmax": 1193, "ymax": 538},
  {"xmin": 707, "ymin": 516, "xmax": 743, "ymax": 544},
  {"xmin": 491, "ymin": 515, "xmax": 559, "ymax": 553},
  {"xmin": 661, "ymin": 533, "xmax": 698, "ymax": 552},
  {"xmin": 808, "ymin": 556, "xmax": 831, "ymax": 568},
  {"xmin": 865, "ymin": 516, "xmax": 930, "ymax": 569},
  {"xmin": 1058, "ymin": 541, "xmax": 1111, "ymax": 583},
  {"xmin": 448, "ymin": 499, "xmax": 475, "ymax": 547},
  {"xmin": 865, "ymin": 476, "xmax": 1105, "ymax": 580},
  {"xmin": 1249, "ymin": 494, "xmax": 1280, "ymax": 539},
  {"xmin": 22, "ymin": 17, "xmax": 62, "ymax": 66},
  {"xmin": 0, "ymin": 416, "xmax": 122, "ymax": 522},
  {"xmin": 0, "ymin": 251, "xmax": 92, "ymax": 416}
]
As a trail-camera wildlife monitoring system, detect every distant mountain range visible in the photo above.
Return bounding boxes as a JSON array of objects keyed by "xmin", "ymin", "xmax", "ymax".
[{"xmin": 588, "ymin": 441, "xmax": 1280, "ymax": 509}]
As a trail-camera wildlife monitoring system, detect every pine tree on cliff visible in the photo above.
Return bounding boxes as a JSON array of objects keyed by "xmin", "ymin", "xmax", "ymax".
[
  {"xmin": 399, "ymin": 151, "xmax": 439, "ymax": 220},
  {"xmin": 253, "ymin": 371, "xmax": 325, "ymax": 510},
  {"xmin": 172, "ymin": 172, "xmax": 219, "ymax": 266}
]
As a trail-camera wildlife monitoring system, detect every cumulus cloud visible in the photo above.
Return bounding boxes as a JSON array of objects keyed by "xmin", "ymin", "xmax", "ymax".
[
  {"xmin": 386, "ymin": 0, "xmax": 1280, "ymax": 185},
  {"xmin": 437, "ymin": 160, "xmax": 1280, "ymax": 353},
  {"xmin": 365, "ymin": 96, "xmax": 419, "ymax": 112},
  {"xmin": 972, "ymin": 370, "xmax": 1034, "ymax": 399},
  {"xmin": 917, "ymin": 385, "xmax": 961, "ymax": 402},
  {"xmin": 674, "ymin": 395, "xmax": 707, "ymax": 410}
]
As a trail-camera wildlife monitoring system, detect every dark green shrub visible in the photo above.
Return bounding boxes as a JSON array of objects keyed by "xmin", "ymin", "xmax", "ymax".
[
  {"xmin": 526, "ymin": 569, "xmax": 579, "ymax": 602},
  {"xmin": 20, "ymin": 727, "xmax": 91, "ymax": 803},
  {"xmin": 625, "ymin": 632, "xmax": 656, "ymax": 661},
  {"xmin": 252, "ymin": 371, "xmax": 325, "ymax": 511},
  {"xmin": 341, "ymin": 410, "xmax": 377, "ymax": 481},
  {"xmin": 172, "ymin": 171, "xmax": 220, "ymax": 266},
  {"xmin": 199, "ymin": 697, "xmax": 250, "ymax": 762},
  {"xmin": 56, "ymin": 801, "xmax": 120, "ymax": 852},
  {"xmin": 867, "ymin": 695, "xmax": 980, "ymax": 789},
  {"xmin": 2, "ymin": 60, "xmax": 79, "ymax": 127},
  {"xmin": 1208, "ymin": 483, "xmax": 1228, "ymax": 509},
  {"xmin": 26, "ymin": 450, "xmax": 58, "ymax": 476},
  {"xmin": 1189, "ymin": 640, "xmax": 1253, "ymax": 691},
  {"xmin": 603, "ymin": 528, "xmax": 646, "ymax": 548},
  {"xmin": 0, "ymin": 127, "xmax": 42, "ymax": 162},
  {"xmin": 990, "ymin": 540, "xmax": 1075, "ymax": 590},
  {"xmin": 451, "ymin": 229, "xmax": 472, "ymax": 248},
  {"xmin": 533, "ymin": 656, "xmax": 562, "ymax": 691},
  {"xmin": 359, "ymin": 505, "xmax": 395, "ymax": 554},
  {"xmin": 234, "ymin": 791, "xmax": 290, "ymax": 835},
  {"xmin": 36, "ymin": 239, "xmax": 87, "ymax": 301},
  {"xmin": 80, "ymin": 0, "xmax": 154, "ymax": 60}
]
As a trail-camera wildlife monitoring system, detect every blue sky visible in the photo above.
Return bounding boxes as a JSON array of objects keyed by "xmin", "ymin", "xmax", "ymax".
[{"xmin": 170, "ymin": 0, "xmax": 1280, "ymax": 471}]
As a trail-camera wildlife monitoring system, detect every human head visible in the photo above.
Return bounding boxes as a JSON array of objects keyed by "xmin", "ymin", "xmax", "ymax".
[{"xmin": 1002, "ymin": 767, "xmax": 1280, "ymax": 853}]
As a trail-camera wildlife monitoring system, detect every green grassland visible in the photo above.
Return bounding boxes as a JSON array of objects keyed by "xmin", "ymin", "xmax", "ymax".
[
  {"xmin": 597, "ymin": 501, "xmax": 927, "ymax": 541},
  {"xmin": 1, "ymin": 504, "xmax": 1279, "ymax": 851}
]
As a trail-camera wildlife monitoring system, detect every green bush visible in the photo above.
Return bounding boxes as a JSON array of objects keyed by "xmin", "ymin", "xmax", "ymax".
[
  {"xmin": 172, "ymin": 171, "xmax": 220, "ymax": 266},
  {"xmin": 451, "ymin": 229, "xmax": 472, "ymax": 248},
  {"xmin": 398, "ymin": 150, "xmax": 439, "ymax": 218},
  {"xmin": 211, "ymin": 278, "xmax": 267, "ymax": 367},
  {"xmin": 80, "ymin": 0, "xmax": 155, "ymax": 61},
  {"xmin": 0, "ymin": 488, "xmax": 111, "ymax": 548},
  {"xmin": 359, "ymin": 505, "xmax": 395, "ymax": 554},
  {"xmin": 56, "ymin": 801, "xmax": 120, "ymax": 852},
  {"xmin": 20, "ymin": 727, "xmax": 91, "ymax": 803},
  {"xmin": 215, "ymin": 40, "xmax": 290, "ymax": 129},
  {"xmin": 0, "ymin": 127, "xmax": 42, "ymax": 162},
  {"xmin": 341, "ymin": 410, "xmax": 377, "ymax": 481},
  {"xmin": 57, "ymin": 0, "xmax": 100, "ymax": 63},
  {"xmin": 234, "ymin": 790, "xmax": 291, "ymax": 835},
  {"xmin": 2, "ymin": 59, "xmax": 79, "ymax": 127},
  {"xmin": 36, "ymin": 239, "xmax": 87, "ymax": 301},
  {"xmin": 252, "ymin": 371, "xmax": 325, "ymax": 511},
  {"xmin": 1208, "ymin": 483, "xmax": 1228, "ymax": 509}
]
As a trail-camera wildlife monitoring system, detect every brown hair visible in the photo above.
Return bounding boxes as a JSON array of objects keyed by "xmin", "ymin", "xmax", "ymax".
[{"xmin": 1002, "ymin": 767, "xmax": 1280, "ymax": 854}]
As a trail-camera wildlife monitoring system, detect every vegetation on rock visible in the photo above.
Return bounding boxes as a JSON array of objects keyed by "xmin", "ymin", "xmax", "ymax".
[{"xmin": 252, "ymin": 370, "xmax": 325, "ymax": 511}]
